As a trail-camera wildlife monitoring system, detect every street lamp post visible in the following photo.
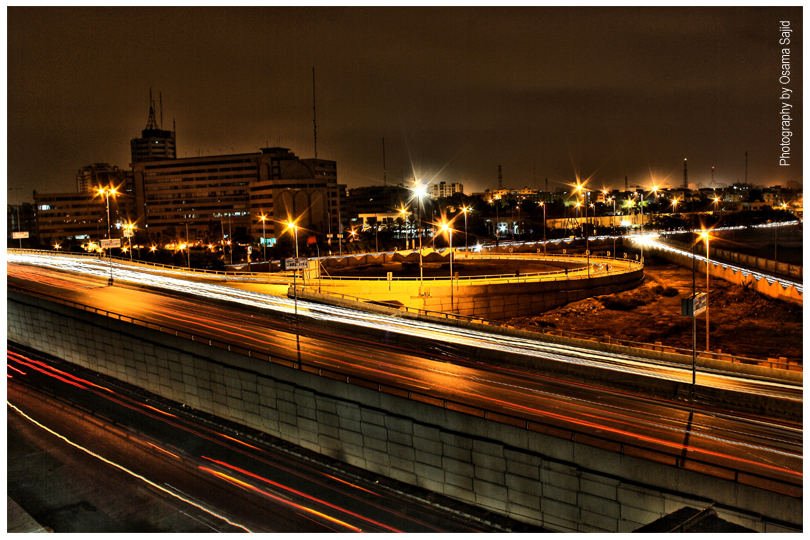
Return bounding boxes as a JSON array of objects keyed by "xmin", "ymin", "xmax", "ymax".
[
  {"xmin": 701, "ymin": 230, "xmax": 710, "ymax": 352},
  {"xmin": 441, "ymin": 222, "xmax": 454, "ymax": 312},
  {"xmin": 260, "ymin": 215, "xmax": 267, "ymax": 263},
  {"xmin": 540, "ymin": 202, "xmax": 546, "ymax": 255},
  {"xmin": 462, "ymin": 206, "xmax": 469, "ymax": 252},
  {"xmin": 400, "ymin": 207, "xmax": 408, "ymax": 250},
  {"xmin": 413, "ymin": 182, "xmax": 426, "ymax": 291}
]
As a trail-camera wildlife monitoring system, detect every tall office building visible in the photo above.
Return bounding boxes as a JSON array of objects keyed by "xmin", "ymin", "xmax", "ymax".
[
  {"xmin": 130, "ymin": 92, "xmax": 176, "ymax": 164},
  {"xmin": 76, "ymin": 163, "xmax": 125, "ymax": 192},
  {"xmin": 132, "ymin": 147, "xmax": 341, "ymax": 244}
]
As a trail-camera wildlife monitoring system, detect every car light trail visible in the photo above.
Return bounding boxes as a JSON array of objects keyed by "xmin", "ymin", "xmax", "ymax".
[
  {"xmin": 7, "ymin": 400, "xmax": 253, "ymax": 533},
  {"xmin": 8, "ymin": 253, "xmax": 797, "ymax": 397}
]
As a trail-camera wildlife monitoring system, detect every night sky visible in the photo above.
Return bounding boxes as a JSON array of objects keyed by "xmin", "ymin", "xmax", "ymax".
[{"xmin": 7, "ymin": 7, "xmax": 803, "ymax": 205}]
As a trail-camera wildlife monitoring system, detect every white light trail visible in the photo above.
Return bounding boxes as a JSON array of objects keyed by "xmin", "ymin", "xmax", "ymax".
[{"xmin": 8, "ymin": 252, "xmax": 799, "ymax": 397}]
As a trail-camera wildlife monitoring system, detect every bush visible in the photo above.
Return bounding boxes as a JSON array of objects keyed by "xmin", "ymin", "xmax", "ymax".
[
  {"xmin": 602, "ymin": 297, "xmax": 638, "ymax": 311},
  {"xmin": 661, "ymin": 286, "xmax": 679, "ymax": 297}
]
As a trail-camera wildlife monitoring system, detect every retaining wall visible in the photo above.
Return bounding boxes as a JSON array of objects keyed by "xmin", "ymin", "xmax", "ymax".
[
  {"xmin": 643, "ymin": 242, "xmax": 802, "ymax": 306},
  {"xmin": 313, "ymin": 251, "xmax": 643, "ymax": 319},
  {"xmin": 6, "ymin": 291, "xmax": 801, "ymax": 532}
]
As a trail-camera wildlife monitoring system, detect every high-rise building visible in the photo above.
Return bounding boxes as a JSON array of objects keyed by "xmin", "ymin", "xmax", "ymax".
[
  {"xmin": 130, "ymin": 92, "xmax": 176, "ymax": 164},
  {"xmin": 132, "ymin": 147, "xmax": 341, "ymax": 244},
  {"xmin": 427, "ymin": 181, "xmax": 463, "ymax": 199},
  {"xmin": 76, "ymin": 163, "xmax": 126, "ymax": 193}
]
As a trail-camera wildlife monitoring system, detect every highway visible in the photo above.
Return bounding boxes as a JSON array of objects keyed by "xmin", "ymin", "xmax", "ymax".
[
  {"xmin": 9, "ymin": 349, "xmax": 522, "ymax": 532},
  {"xmin": 7, "ymin": 253, "xmax": 803, "ymax": 494}
]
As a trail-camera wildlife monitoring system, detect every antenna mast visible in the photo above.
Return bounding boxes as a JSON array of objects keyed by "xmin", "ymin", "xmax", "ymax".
[
  {"xmin": 160, "ymin": 92, "xmax": 163, "ymax": 129},
  {"xmin": 145, "ymin": 88, "xmax": 158, "ymax": 130},
  {"xmin": 312, "ymin": 67, "xmax": 318, "ymax": 159},
  {"xmin": 382, "ymin": 138, "xmax": 387, "ymax": 186},
  {"xmin": 498, "ymin": 165, "xmax": 503, "ymax": 190}
]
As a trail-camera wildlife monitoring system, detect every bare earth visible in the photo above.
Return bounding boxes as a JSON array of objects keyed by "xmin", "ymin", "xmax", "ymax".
[{"xmin": 504, "ymin": 258, "xmax": 803, "ymax": 363}]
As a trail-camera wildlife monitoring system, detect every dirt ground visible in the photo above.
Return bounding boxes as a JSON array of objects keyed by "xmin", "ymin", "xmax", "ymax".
[{"xmin": 504, "ymin": 257, "xmax": 803, "ymax": 363}]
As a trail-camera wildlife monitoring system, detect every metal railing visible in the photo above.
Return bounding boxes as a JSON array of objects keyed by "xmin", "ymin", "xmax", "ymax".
[{"xmin": 8, "ymin": 284, "xmax": 800, "ymax": 499}]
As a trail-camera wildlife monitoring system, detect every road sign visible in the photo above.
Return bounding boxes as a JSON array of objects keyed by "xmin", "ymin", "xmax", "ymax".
[
  {"xmin": 285, "ymin": 258, "xmax": 308, "ymax": 270},
  {"xmin": 12, "ymin": 231, "xmax": 29, "ymax": 239},
  {"xmin": 123, "ymin": 229, "xmax": 134, "ymax": 237},
  {"xmin": 681, "ymin": 293, "xmax": 707, "ymax": 317},
  {"xmin": 100, "ymin": 238, "xmax": 121, "ymax": 248},
  {"xmin": 327, "ymin": 234, "xmax": 333, "ymax": 238}
]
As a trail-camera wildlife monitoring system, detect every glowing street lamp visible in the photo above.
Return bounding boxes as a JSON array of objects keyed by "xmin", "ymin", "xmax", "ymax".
[
  {"xmin": 285, "ymin": 219, "xmax": 299, "ymax": 258},
  {"xmin": 700, "ymin": 230, "xmax": 710, "ymax": 352},
  {"xmin": 259, "ymin": 214, "xmax": 268, "ymax": 262},
  {"xmin": 461, "ymin": 206, "xmax": 470, "ymax": 252},
  {"xmin": 53, "ymin": 244, "xmax": 61, "ymax": 250},
  {"xmin": 124, "ymin": 223, "xmax": 135, "ymax": 261},
  {"xmin": 539, "ymin": 201, "xmax": 546, "ymax": 255},
  {"xmin": 400, "ymin": 206, "xmax": 409, "ymax": 249},
  {"xmin": 412, "ymin": 182, "xmax": 428, "ymax": 290}
]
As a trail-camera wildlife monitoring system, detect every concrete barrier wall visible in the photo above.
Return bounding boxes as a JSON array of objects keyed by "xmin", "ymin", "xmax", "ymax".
[
  {"xmin": 314, "ymin": 252, "xmax": 644, "ymax": 319},
  {"xmin": 7, "ymin": 291, "xmax": 800, "ymax": 533}
]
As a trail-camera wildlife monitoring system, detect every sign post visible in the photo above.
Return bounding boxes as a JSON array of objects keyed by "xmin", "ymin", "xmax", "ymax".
[
  {"xmin": 12, "ymin": 231, "xmax": 29, "ymax": 249},
  {"xmin": 286, "ymin": 258, "xmax": 308, "ymax": 315},
  {"xmin": 681, "ymin": 292, "xmax": 707, "ymax": 392},
  {"xmin": 100, "ymin": 238, "xmax": 121, "ymax": 285}
]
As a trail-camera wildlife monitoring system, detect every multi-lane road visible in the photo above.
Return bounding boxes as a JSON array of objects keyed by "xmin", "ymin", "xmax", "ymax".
[{"xmin": 7, "ymin": 253, "xmax": 802, "ymax": 495}]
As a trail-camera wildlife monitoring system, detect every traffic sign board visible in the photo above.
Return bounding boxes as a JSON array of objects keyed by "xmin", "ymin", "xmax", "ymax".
[
  {"xmin": 285, "ymin": 258, "xmax": 308, "ymax": 270},
  {"xmin": 12, "ymin": 231, "xmax": 29, "ymax": 239},
  {"xmin": 100, "ymin": 239, "xmax": 121, "ymax": 248}
]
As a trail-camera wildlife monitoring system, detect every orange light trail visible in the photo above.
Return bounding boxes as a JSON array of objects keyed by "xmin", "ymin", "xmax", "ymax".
[
  {"xmin": 202, "ymin": 457, "xmax": 402, "ymax": 532},
  {"xmin": 199, "ymin": 466, "xmax": 364, "ymax": 532}
]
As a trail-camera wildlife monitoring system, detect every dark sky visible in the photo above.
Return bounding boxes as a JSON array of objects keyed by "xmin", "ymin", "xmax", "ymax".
[{"xmin": 7, "ymin": 6, "xmax": 803, "ymax": 205}]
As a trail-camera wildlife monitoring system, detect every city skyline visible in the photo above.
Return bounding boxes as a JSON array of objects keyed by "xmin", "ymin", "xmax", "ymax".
[{"xmin": 8, "ymin": 6, "xmax": 803, "ymax": 206}]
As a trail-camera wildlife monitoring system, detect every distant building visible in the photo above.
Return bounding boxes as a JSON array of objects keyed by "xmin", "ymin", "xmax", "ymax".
[
  {"xmin": 76, "ymin": 163, "xmax": 127, "ymax": 193},
  {"xmin": 427, "ymin": 181, "xmax": 463, "ymax": 199},
  {"xmin": 7, "ymin": 203, "xmax": 37, "ymax": 246},
  {"xmin": 130, "ymin": 93, "xmax": 176, "ymax": 164},
  {"xmin": 33, "ymin": 190, "xmax": 124, "ymax": 245},
  {"xmin": 131, "ymin": 147, "xmax": 341, "ymax": 243},
  {"xmin": 343, "ymin": 184, "xmax": 411, "ymax": 230}
]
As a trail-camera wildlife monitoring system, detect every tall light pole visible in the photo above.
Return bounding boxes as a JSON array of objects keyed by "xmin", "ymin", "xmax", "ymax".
[
  {"xmin": 462, "ymin": 206, "xmax": 469, "ymax": 252},
  {"xmin": 413, "ymin": 182, "xmax": 427, "ymax": 290},
  {"xmin": 97, "ymin": 186, "xmax": 117, "ymax": 257},
  {"xmin": 441, "ymin": 221, "xmax": 454, "ymax": 312},
  {"xmin": 260, "ymin": 214, "xmax": 267, "ymax": 262},
  {"xmin": 540, "ymin": 201, "xmax": 546, "ymax": 255},
  {"xmin": 286, "ymin": 220, "xmax": 299, "ymax": 258},
  {"xmin": 400, "ymin": 206, "xmax": 409, "ymax": 250},
  {"xmin": 701, "ymin": 230, "xmax": 710, "ymax": 352}
]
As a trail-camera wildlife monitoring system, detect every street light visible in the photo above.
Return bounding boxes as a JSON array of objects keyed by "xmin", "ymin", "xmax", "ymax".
[
  {"xmin": 400, "ymin": 206, "xmax": 409, "ymax": 249},
  {"xmin": 441, "ymin": 221, "xmax": 454, "ymax": 312},
  {"xmin": 701, "ymin": 230, "xmax": 710, "ymax": 352},
  {"xmin": 461, "ymin": 206, "xmax": 470, "ymax": 252},
  {"xmin": 260, "ymin": 214, "xmax": 267, "ymax": 262},
  {"xmin": 124, "ymin": 223, "xmax": 135, "ymax": 261},
  {"xmin": 285, "ymin": 219, "xmax": 299, "ymax": 258},
  {"xmin": 412, "ymin": 182, "xmax": 428, "ymax": 290},
  {"xmin": 539, "ymin": 201, "xmax": 546, "ymax": 255}
]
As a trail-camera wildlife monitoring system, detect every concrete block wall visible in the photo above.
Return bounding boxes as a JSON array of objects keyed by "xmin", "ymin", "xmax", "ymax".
[
  {"xmin": 7, "ymin": 292, "xmax": 801, "ymax": 532},
  {"xmin": 646, "ymin": 243, "xmax": 802, "ymax": 306}
]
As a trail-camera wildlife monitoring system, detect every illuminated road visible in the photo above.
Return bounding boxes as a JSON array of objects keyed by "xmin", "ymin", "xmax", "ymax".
[
  {"xmin": 8, "ymin": 349, "xmax": 527, "ymax": 532},
  {"xmin": 7, "ymin": 255, "xmax": 802, "ymax": 494}
]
